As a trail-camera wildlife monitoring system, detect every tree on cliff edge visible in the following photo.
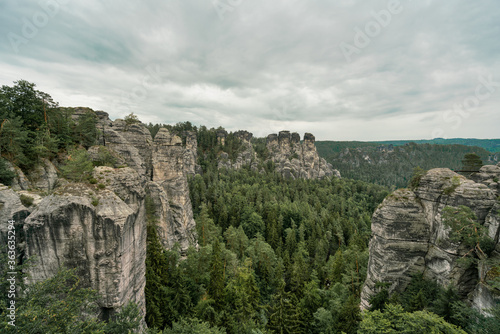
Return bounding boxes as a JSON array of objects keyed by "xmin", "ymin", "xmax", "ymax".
[{"xmin": 460, "ymin": 153, "xmax": 483, "ymax": 177}]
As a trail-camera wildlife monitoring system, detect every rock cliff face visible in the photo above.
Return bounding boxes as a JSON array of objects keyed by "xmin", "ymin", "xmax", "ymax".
[
  {"xmin": 0, "ymin": 110, "xmax": 199, "ymax": 325},
  {"xmin": 0, "ymin": 168, "xmax": 147, "ymax": 319},
  {"xmin": 96, "ymin": 113, "xmax": 197, "ymax": 253},
  {"xmin": 99, "ymin": 117, "xmax": 153, "ymax": 179},
  {"xmin": 216, "ymin": 130, "xmax": 340, "ymax": 179},
  {"xmin": 361, "ymin": 165, "xmax": 500, "ymax": 311},
  {"xmin": 149, "ymin": 128, "xmax": 197, "ymax": 252},
  {"xmin": 218, "ymin": 130, "xmax": 259, "ymax": 171},
  {"xmin": 266, "ymin": 131, "xmax": 340, "ymax": 179}
]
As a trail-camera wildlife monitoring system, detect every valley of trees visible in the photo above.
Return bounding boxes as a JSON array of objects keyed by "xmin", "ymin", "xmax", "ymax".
[
  {"xmin": 316, "ymin": 141, "xmax": 495, "ymax": 189},
  {"xmin": 1, "ymin": 80, "xmax": 499, "ymax": 333},
  {"xmin": 377, "ymin": 138, "xmax": 500, "ymax": 153}
]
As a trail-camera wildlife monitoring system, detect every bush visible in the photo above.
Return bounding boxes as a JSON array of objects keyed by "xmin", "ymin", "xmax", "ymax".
[
  {"xmin": 60, "ymin": 148, "xmax": 93, "ymax": 182},
  {"xmin": 408, "ymin": 167, "xmax": 426, "ymax": 190},
  {"xmin": 97, "ymin": 183, "xmax": 106, "ymax": 190},
  {"xmin": 0, "ymin": 158, "xmax": 15, "ymax": 186},
  {"xmin": 93, "ymin": 146, "xmax": 118, "ymax": 167},
  {"xmin": 20, "ymin": 194, "xmax": 34, "ymax": 207}
]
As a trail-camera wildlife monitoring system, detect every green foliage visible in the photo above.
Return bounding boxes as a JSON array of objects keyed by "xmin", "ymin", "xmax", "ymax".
[
  {"xmin": 196, "ymin": 204, "xmax": 221, "ymax": 247},
  {"xmin": 145, "ymin": 224, "xmax": 193, "ymax": 331},
  {"xmin": 399, "ymin": 273, "xmax": 441, "ymax": 312},
  {"xmin": 91, "ymin": 196, "xmax": 99, "ymax": 206},
  {"xmin": 0, "ymin": 266, "xmax": 141, "ymax": 334},
  {"xmin": 369, "ymin": 282, "xmax": 391, "ymax": 312},
  {"xmin": 358, "ymin": 304, "xmax": 467, "ymax": 334},
  {"xmin": 20, "ymin": 194, "xmax": 34, "ymax": 207},
  {"xmin": 103, "ymin": 302, "xmax": 142, "ymax": 334},
  {"xmin": 124, "ymin": 113, "xmax": 140, "ymax": 127},
  {"xmin": 267, "ymin": 280, "xmax": 303, "ymax": 334},
  {"xmin": 183, "ymin": 166, "xmax": 389, "ymax": 332},
  {"xmin": 208, "ymin": 239, "xmax": 226, "ymax": 311},
  {"xmin": 442, "ymin": 205, "xmax": 492, "ymax": 261},
  {"xmin": 1, "ymin": 268, "xmax": 103, "ymax": 333},
  {"xmin": 316, "ymin": 141, "xmax": 493, "ymax": 189},
  {"xmin": 443, "ymin": 176, "xmax": 461, "ymax": 195},
  {"xmin": 376, "ymin": 138, "xmax": 500, "ymax": 153},
  {"xmin": 97, "ymin": 183, "xmax": 106, "ymax": 190},
  {"xmin": 164, "ymin": 318, "xmax": 227, "ymax": 334},
  {"xmin": 73, "ymin": 111, "xmax": 98, "ymax": 148},
  {"xmin": 0, "ymin": 158, "xmax": 15, "ymax": 186},
  {"xmin": 461, "ymin": 153, "xmax": 483, "ymax": 175},
  {"xmin": 93, "ymin": 146, "xmax": 118, "ymax": 167},
  {"xmin": 408, "ymin": 167, "xmax": 426, "ymax": 190},
  {"xmin": 60, "ymin": 148, "xmax": 94, "ymax": 182},
  {"xmin": 450, "ymin": 301, "xmax": 500, "ymax": 334}
]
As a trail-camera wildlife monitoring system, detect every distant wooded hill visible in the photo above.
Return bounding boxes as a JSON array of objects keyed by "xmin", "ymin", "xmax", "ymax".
[
  {"xmin": 316, "ymin": 141, "xmax": 498, "ymax": 189},
  {"xmin": 377, "ymin": 138, "xmax": 500, "ymax": 152}
]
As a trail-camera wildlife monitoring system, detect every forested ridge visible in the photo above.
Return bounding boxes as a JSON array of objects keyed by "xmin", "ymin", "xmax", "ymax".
[
  {"xmin": 1, "ymin": 80, "xmax": 499, "ymax": 333},
  {"xmin": 316, "ymin": 141, "xmax": 497, "ymax": 189}
]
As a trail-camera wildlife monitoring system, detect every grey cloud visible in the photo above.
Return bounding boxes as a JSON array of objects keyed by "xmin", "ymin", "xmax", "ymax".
[{"xmin": 0, "ymin": 0, "xmax": 499, "ymax": 140}]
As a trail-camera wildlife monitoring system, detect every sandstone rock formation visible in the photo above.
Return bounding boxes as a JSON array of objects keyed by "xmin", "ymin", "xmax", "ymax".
[
  {"xmin": 216, "ymin": 130, "xmax": 340, "ymax": 179},
  {"xmin": 99, "ymin": 118, "xmax": 153, "ymax": 180},
  {"xmin": 29, "ymin": 158, "xmax": 59, "ymax": 191},
  {"xmin": 266, "ymin": 131, "xmax": 340, "ymax": 179},
  {"xmin": 150, "ymin": 128, "xmax": 197, "ymax": 252},
  {"xmin": 6, "ymin": 161, "xmax": 31, "ymax": 191},
  {"xmin": 361, "ymin": 167, "xmax": 500, "ymax": 312},
  {"xmin": 183, "ymin": 131, "xmax": 201, "ymax": 176},
  {"xmin": 0, "ymin": 110, "xmax": 200, "ymax": 326},
  {"xmin": 472, "ymin": 162, "xmax": 500, "ymax": 194},
  {"xmin": 95, "ymin": 112, "xmax": 197, "ymax": 253},
  {"xmin": 0, "ymin": 168, "xmax": 147, "ymax": 320},
  {"xmin": 217, "ymin": 130, "xmax": 259, "ymax": 171}
]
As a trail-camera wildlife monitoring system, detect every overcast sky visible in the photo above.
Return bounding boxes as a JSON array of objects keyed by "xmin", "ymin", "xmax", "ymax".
[{"xmin": 1, "ymin": 0, "xmax": 499, "ymax": 141}]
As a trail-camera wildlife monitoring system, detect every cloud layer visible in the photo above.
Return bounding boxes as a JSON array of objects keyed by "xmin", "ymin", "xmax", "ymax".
[{"xmin": 1, "ymin": 0, "xmax": 499, "ymax": 140}]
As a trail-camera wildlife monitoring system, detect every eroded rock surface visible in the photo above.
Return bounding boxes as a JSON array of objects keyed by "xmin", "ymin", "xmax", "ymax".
[
  {"xmin": 0, "ymin": 167, "xmax": 147, "ymax": 320},
  {"xmin": 150, "ymin": 128, "xmax": 197, "ymax": 252},
  {"xmin": 217, "ymin": 130, "xmax": 340, "ymax": 179},
  {"xmin": 93, "ymin": 112, "xmax": 197, "ymax": 253},
  {"xmin": 361, "ymin": 168, "xmax": 500, "ymax": 311},
  {"xmin": 266, "ymin": 131, "xmax": 340, "ymax": 179}
]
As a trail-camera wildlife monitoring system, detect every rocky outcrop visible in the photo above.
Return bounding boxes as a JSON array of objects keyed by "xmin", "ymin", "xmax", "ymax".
[
  {"xmin": 0, "ymin": 167, "xmax": 147, "ymax": 320},
  {"xmin": 266, "ymin": 131, "xmax": 340, "ymax": 179},
  {"xmin": 98, "ymin": 116, "xmax": 153, "ymax": 180},
  {"xmin": 150, "ymin": 128, "xmax": 197, "ymax": 253},
  {"xmin": 0, "ymin": 110, "xmax": 201, "ymax": 326},
  {"xmin": 183, "ymin": 131, "xmax": 201, "ymax": 176},
  {"xmin": 6, "ymin": 161, "xmax": 31, "ymax": 191},
  {"xmin": 472, "ymin": 162, "xmax": 500, "ymax": 195},
  {"xmin": 28, "ymin": 158, "xmax": 59, "ymax": 191},
  {"xmin": 216, "ymin": 130, "xmax": 340, "ymax": 179},
  {"xmin": 361, "ymin": 168, "xmax": 500, "ymax": 311},
  {"xmin": 218, "ymin": 130, "xmax": 259, "ymax": 171},
  {"xmin": 0, "ymin": 185, "xmax": 31, "ymax": 263},
  {"xmin": 91, "ymin": 112, "xmax": 197, "ymax": 253}
]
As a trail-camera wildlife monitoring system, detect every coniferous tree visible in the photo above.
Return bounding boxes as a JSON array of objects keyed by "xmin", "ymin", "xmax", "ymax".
[
  {"xmin": 208, "ymin": 239, "xmax": 226, "ymax": 311},
  {"xmin": 268, "ymin": 280, "xmax": 303, "ymax": 334}
]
